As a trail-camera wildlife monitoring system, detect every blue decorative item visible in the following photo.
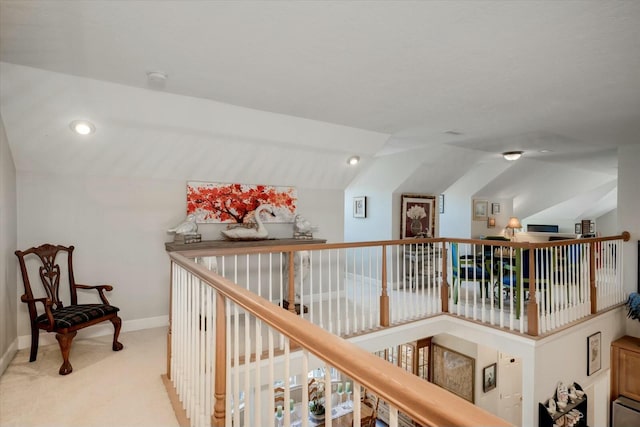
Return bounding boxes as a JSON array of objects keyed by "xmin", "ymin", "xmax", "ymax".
[{"xmin": 625, "ymin": 292, "xmax": 640, "ymax": 321}]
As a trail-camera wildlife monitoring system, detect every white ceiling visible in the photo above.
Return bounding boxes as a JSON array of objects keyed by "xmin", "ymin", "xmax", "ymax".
[{"xmin": 1, "ymin": 0, "xmax": 639, "ymax": 219}]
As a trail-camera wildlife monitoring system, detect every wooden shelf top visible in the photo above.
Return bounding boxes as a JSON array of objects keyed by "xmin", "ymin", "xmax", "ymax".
[{"xmin": 165, "ymin": 238, "xmax": 327, "ymax": 252}]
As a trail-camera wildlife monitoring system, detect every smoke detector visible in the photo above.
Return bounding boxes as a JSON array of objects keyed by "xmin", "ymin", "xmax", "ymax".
[{"xmin": 146, "ymin": 71, "xmax": 167, "ymax": 88}]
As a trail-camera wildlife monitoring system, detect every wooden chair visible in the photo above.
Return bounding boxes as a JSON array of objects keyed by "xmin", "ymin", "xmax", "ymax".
[
  {"xmin": 308, "ymin": 378, "xmax": 320, "ymax": 402},
  {"xmin": 357, "ymin": 390, "xmax": 379, "ymax": 427},
  {"xmin": 15, "ymin": 244, "xmax": 123, "ymax": 375},
  {"xmin": 274, "ymin": 386, "xmax": 285, "ymax": 410}
]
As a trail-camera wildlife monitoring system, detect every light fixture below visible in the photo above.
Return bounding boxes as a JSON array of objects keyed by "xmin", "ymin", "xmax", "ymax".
[
  {"xmin": 502, "ymin": 151, "xmax": 523, "ymax": 161},
  {"xmin": 347, "ymin": 156, "xmax": 360, "ymax": 166},
  {"xmin": 69, "ymin": 120, "xmax": 96, "ymax": 135}
]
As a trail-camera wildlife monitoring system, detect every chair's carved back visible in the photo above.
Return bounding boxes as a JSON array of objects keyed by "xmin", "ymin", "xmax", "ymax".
[{"xmin": 16, "ymin": 244, "xmax": 78, "ymax": 317}]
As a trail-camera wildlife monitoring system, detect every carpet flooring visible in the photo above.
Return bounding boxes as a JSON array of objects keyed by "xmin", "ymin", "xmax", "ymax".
[{"xmin": 0, "ymin": 327, "xmax": 179, "ymax": 427}]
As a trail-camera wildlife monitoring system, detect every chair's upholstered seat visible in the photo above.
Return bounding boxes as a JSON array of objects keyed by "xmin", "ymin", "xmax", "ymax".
[{"xmin": 36, "ymin": 304, "xmax": 120, "ymax": 329}]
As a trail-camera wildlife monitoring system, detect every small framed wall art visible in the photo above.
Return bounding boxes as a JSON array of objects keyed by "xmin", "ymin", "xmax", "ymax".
[
  {"xmin": 491, "ymin": 203, "xmax": 501, "ymax": 215},
  {"xmin": 473, "ymin": 200, "xmax": 489, "ymax": 221},
  {"xmin": 483, "ymin": 363, "xmax": 497, "ymax": 392},
  {"xmin": 587, "ymin": 332, "xmax": 601, "ymax": 376},
  {"xmin": 353, "ymin": 196, "xmax": 366, "ymax": 218}
]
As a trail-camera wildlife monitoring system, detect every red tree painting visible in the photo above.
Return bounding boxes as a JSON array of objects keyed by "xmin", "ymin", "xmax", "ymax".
[{"xmin": 187, "ymin": 182, "xmax": 297, "ymax": 223}]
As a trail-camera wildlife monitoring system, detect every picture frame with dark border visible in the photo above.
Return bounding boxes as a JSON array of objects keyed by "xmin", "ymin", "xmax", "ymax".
[
  {"xmin": 431, "ymin": 343, "xmax": 475, "ymax": 402},
  {"xmin": 439, "ymin": 194, "xmax": 445, "ymax": 214},
  {"xmin": 353, "ymin": 196, "xmax": 366, "ymax": 218},
  {"xmin": 483, "ymin": 363, "xmax": 497, "ymax": 392},
  {"xmin": 575, "ymin": 223, "xmax": 582, "ymax": 234},
  {"xmin": 587, "ymin": 331, "xmax": 601, "ymax": 376},
  {"xmin": 401, "ymin": 194, "xmax": 436, "ymax": 238},
  {"xmin": 491, "ymin": 203, "xmax": 500, "ymax": 215}
]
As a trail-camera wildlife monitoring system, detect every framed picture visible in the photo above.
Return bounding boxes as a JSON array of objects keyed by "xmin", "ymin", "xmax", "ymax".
[
  {"xmin": 439, "ymin": 194, "xmax": 445, "ymax": 214},
  {"xmin": 575, "ymin": 223, "xmax": 582, "ymax": 234},
  {"xmin": 431, "ymin": 343, "xmax": 475, "ymax": 403},
  {"xmin": 401, "ymin": 194, "xmax": 436, "ymax": 239},
  {"xmin": 483, "ymin": 363, "xmax": 497, "ymax": 392},
  {"xmin": 590, "ymin": 221, "xmax": 595, "ymax": 233},
  {"xmin": 587, "ymin": 332, "xmax": 601, "ymax": 376},
  {"xmin": 491, "ymin": 203, "xmax": 501, "ymax": 215},
  {"xmin": 473, "ymin": 200, "xmax": 489, "ymax": 221},
  {"xmin": 353, "ymin": 196, "xmax": 366, "ymax": 218}
]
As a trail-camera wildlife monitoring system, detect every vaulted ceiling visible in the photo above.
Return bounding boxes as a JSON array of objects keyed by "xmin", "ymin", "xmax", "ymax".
[{"xmin": 2, "ymin": 1, "xmax": 639, "ymax": 219}]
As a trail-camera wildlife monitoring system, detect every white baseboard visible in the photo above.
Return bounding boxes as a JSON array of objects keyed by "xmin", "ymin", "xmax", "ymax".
[
  {"xmin": 0, "ymin": 337, "xmax": 18, "ymax": 376},
  {"xmin": 17, "ymin": 315, "xmax": 169, "ymax": 350}
]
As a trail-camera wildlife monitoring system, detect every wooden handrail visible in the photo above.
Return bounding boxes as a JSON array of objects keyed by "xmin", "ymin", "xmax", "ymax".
[
  {"xmin": 167, "ymin": 232, "xmax": 631, "ymax": 258},
  {"xmin": 168, "ymin": 252, "xmax": 511, "ymax": 427}
]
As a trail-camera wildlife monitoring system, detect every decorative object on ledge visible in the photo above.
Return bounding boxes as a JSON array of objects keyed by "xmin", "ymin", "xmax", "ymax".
[
  {"xmin": 221, "ymin": 204, "xmax": 274, "ymax": 241},
  {"xmin": 173, "ymin": 233, "xmax": 201, "ymax": 244},
  {"xmin": 482, "ymin": 363, "xmax": 496, "ymax": 392},
  {"xmin": 587, "ymin": 331, "xmax": 601, "ymax": 376},
  {"xmin": 401, "ymin": 194, "xmax": 435, "ymax": 239},
  {"xmin": 164, "ymin": 237, "xmax": 326, "ymax": 252},
  {"xmin": 167, "ymin": 213, "xmax": 200, "ymax": 243},
  {"xmin": 625, "ymin": 292, "xmax": 640, "ymax": 321},
  {"xmin": 186, "ymin": 181, "xmax": 297, "ymax": 224},
  {"xmin": 293, "ymin": 214, "xmax": 318, "ymax": 239},
  {"xmin": 473, "ymin": 200, "xmax": 488, "ymax": 221},
  {"xmin": 353, "ymin": 196, "xmax": 366, "ymax": 218},
  {"xmin": 539, "ymin": 382, "xmax": 586, "ymax": 427}
]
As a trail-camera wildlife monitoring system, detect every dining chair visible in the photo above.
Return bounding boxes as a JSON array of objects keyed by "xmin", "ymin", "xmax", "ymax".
[
  {"xmin": 451, "ymin": 243, "xmax": 492, "ymax": 304},
  {"xmin": 356, "ymin": 389, "xmax": 379, "ymax": 427},
  {"xmin": 497, "ymin": 248, "xmax": 554, "ymax": 318},
  {"xmin": 274, "ymin": 386, "xmax": 285, "ymax": 411}
]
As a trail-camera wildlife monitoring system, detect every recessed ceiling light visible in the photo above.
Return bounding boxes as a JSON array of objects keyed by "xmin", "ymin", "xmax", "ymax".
[
  {"xmin": 502, "ymin": 151, "xmax": 523, "ymax": 161},
  {"xmin": 539, "ymin": 149, "xmax": 551, "ymax": 153},
  {"xmin": 69, "ymin": 120, "xmax": 96, "ymax": 135},
  {"xmin": 347, "ymin": 155, "xmax": 360, "ymax": 166}
]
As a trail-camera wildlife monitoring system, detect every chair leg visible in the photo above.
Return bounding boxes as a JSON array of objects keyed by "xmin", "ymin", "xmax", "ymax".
[
  {"xmin": 55, "ymin": 331, "xmax": 77, "ymax": 375},
  {"xmin": 29, "ymin": 323, "xmax": 39, "ymax": 362},
  {"xmin": 111, "ymin": 316, "xmax": 124, "ymax": 351}
]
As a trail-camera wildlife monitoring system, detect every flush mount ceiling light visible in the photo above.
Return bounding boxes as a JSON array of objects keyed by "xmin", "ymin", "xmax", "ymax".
[
  {"xmin": 146, "ymin": 71, "xmax": 167, "ymax": 88},
  {"xmin": 502, "ymin": 151, "xmax": 523, "ymax": 161},
  {"xmin": 347, "ymin": 156, "xmax": 360, "ymax": 166},
  {"xmin": 69, "ymin": 120, "xmax": 96, "ymax": 135}
]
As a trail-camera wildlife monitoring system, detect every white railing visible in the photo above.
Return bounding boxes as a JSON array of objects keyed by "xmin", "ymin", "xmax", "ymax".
[
  {"xmin": 183, "ymin": 234, "xmax": 628, "ymax": 339},
  {"xmin": 194, "ymin": 240, "xmax": 445, "ymax": 338},
  {"xmin": 446, "ymin": 234, "xmax": 628, "ymax": 335},
  {"xmin": 168, "ymin": 252, "xmax": 508, "ymax": 427}
]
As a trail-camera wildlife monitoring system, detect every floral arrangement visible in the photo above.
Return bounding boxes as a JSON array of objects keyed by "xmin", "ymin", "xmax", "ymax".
[{"xmin": 406, "ymin": 205, "xmax": 427, "ymax": 220}]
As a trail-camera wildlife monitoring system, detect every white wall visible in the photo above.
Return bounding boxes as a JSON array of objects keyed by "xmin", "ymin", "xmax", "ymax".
[
  {"xmin": 533, "ymin": 308, "xmax": 626, "ymax": 427},
  {"xmin": 596, "ymin": 209, "xmax": 618, "ymax": 237},
  {"xmin": 15, "ymin": 172, "xmax": 343, "ymax": 340},
  {"xmin": 618, "ymin": 144, "xmax": 640, "ymax": 337},
  {"xmin": 0, "ymin": 113, "xmax": 17, "ymax": 374}
]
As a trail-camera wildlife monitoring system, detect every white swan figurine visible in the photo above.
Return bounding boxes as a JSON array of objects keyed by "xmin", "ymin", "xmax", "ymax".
[{"xmin": 221, "ymin": 205, "xmax": 274, "ymax": 240}]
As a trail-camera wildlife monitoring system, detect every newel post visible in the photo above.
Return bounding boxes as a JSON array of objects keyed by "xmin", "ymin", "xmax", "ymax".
[
  {"xmin": 590, "ymin": 241, "xmax": 597, "ymax": 314},
  {"xmin": 440, "ymin": 244, "xmax": 449, "ymax": 313},
  {"xmin": 380, "ymin": 245, "xmax": 389, "ymax": 327},
  {"xmin": 287, "ymin": 251, "xmax": 296, "ymax": 314},
  {"xmin": 526, "ymin": 245, "xmax": 539, "ymax": 336},
  {"xmin": 212, "ymin": 292, "xmax": 227, "ymax": 427}
]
